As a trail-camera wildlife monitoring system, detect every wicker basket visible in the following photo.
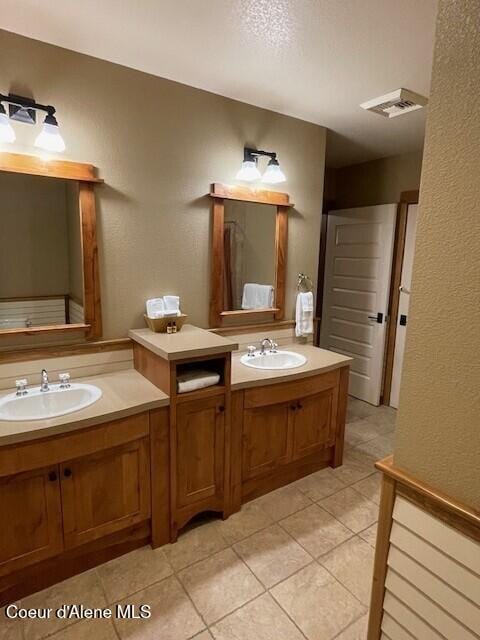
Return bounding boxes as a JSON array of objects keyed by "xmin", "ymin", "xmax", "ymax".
[{"xmin": 144, "ymin": 313, "xmax": 188, "ymax": 333}]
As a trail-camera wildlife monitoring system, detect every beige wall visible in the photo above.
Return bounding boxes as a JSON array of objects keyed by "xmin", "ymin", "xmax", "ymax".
[
  {"xmin": 0, "ymin": 172, "xmax": 70, "ymax": 297},
  {"xmin": 394, "ymin": 0, "xmax": 480, "ymax": 509},
  {"xmin": 0, "ymin": 30, "xmax": 326, "ymax": 340},
  {"xmin": 333, "ymin": 150, "xmax": 423, "ymax": 209}
]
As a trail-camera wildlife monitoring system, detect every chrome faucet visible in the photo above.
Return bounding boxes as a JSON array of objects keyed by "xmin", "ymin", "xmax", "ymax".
[
  {"xmin": 40, "ymin": 369, "xmax": 50, "ymax": 392},
  {"xmin": 260, "ymin": 338, "xmax": 274, "ymax": 355}
]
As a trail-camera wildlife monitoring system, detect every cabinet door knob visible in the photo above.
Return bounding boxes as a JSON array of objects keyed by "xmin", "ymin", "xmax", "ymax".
[
  {"xmin": 218, "ymin": 405, "xmax": 225, "ymax": 412},
  {"xmin": 63, "ymin": 468, "xmax": 72, "ymax": 478},
  {"xmin": 290, "ymin": 404, "xmax": 297, "ymax": 411},
  {"xmin": 297, "ymin": 402, "xmax": 303, "ymax": 410},
  {"xmin": 48, "ymin": 470, "xmax": 57, "ymax": 482}
]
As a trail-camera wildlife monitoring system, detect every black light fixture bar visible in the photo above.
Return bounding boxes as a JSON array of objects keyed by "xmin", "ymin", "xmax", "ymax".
[
  {"xmin": 0, "ymin": 92, "xmax": 57, "ymax": 124},
  {"xmin": 244, "ymin": 146, "xmax": 278, "ymax": 163}
]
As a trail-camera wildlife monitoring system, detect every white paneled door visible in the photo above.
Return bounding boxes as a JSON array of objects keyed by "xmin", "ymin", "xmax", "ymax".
[
  {"xmin": 390, "ymin": 204, "xmax": 418, "ymax": 409},
  {"xmin": 320, "ymin": 205, "xmax": 397, "ymax": 405}
]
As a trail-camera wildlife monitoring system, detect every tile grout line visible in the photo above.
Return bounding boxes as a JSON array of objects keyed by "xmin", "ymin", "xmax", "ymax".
[
  {"xmin": 176, "ymin": 574, "xmax": 211, "ymax": 635},
  {"xmin": 93, "ymin": 567, "xmax": 122, "ymax": 640},
  {"xmin": 330, "ymin": 610, "xmax": 369, "ymax": 640}
]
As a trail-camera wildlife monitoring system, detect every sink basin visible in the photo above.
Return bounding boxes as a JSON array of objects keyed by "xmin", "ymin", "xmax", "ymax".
[
  {"xmin": 0, "ymin": 384, "xmax": 102, "ymax": 422},
  {"xmin": 240, "ymin": 350, "xmax": 307, "ymax": 370}
]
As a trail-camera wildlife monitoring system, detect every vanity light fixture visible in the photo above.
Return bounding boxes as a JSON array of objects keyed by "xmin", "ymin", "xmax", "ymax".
[
  {"xmin": 34, "ymin": 114, "xmax": 66, "ymax": 152},
  {"xmin": 0, "ymin": 92, "xmax": 66, "ymax": 152},
  {"xmin": 236, "ymin": 147, "xmax": 286, "ymax": 184},
  {"xmin": 0, "ymin": 103, "xmax": 16, "ymax": 143}
]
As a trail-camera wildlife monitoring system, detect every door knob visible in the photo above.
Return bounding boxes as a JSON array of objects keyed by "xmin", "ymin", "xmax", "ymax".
[
  {"xmin": 63, "ymin": 468, "xmax": 72, "ymax": 478},
  {"xmin": 368, "ymin": 312, "xmax": 384, "ymax": 324},
  {"xmin": 48, "ymin": 470, "xmax": 57, "ymax": 482}
]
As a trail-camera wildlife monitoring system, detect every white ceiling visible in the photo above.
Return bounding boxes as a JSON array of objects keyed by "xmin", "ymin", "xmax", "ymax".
[{"xmin": 2, "ymin": 0, "xmax": 438, "ymax": 167}]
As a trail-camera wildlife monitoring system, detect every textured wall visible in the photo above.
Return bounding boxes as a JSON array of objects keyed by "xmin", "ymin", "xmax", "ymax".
[
  {"xmin": 394, "ymin": 0, "xmax": 480, "ymax": 509},
  {"xmin": 334, "ymin": 150, "xmax": 423, "ymax": 209},
  {"xmin": 0, "ymin": 30, "xmax": 325, "ymax": 340}
]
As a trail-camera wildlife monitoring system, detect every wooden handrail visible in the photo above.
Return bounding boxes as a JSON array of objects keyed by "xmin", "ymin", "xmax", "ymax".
[{"xmin": 376, "ymin": 455, "xmax": 480, "ymax": 530}]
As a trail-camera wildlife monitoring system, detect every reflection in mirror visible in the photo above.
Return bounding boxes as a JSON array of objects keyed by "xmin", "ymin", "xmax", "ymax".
[
  {"xmin": 0, "ymin": 173, "xmax": 84, "ymax": 330},
  {"xmin": 223, "ymin": 201, "xmax": 276, "ymax": 312}
]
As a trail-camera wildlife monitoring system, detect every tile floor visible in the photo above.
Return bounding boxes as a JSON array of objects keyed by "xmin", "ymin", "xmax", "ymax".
[{"xmin": 1, "ymin": 397, "xmax": 395, "ymax": 640}]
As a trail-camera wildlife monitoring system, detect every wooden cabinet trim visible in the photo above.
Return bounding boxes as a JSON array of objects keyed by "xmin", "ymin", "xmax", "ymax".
[{"xmin": 150, "ymin": 408, "xmax": 171, "ymax": 548}]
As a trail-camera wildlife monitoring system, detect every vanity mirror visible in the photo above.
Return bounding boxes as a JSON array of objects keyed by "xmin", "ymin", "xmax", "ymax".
[
  {"xmin": 0, "ymin": 152, "xmax": 102, "ymax": 339},
  {"xmin": 209, "ymin": 183, "xmax": 292, "ymax": 327}
]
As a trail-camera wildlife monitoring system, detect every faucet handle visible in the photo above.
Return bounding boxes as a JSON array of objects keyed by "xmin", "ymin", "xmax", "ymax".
[
  {"xmin": 247, "ymin": 346, "xmax": 256, "ymax": 357},
  {"xmin": 15, "ymin": 379, "xmax": 28, "ymax": 396},
  {"xmin": 270, "ymin": 341, "xmax": 279, "ymax": 353},
  {"xmin": 59, "ymin": 372, "xmax": 71, "ymax": 389}
]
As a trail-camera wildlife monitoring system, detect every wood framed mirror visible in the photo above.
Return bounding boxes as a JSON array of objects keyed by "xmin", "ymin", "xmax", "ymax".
[
  {"xmin": 209, "ymin": 183, "xmax": 292, "ymax": 327},
  {"xmin": 0, "ymin": 151, "xmax": 103, "ymax": 340}
]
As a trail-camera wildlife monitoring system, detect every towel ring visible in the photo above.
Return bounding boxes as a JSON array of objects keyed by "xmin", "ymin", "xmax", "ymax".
[{"xmin": 297, "ymin": 273, "xmax": 313, "ymax": 292}]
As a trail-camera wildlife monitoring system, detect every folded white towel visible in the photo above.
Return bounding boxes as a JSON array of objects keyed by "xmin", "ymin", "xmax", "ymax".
[
  {"xmin": 146, "ymin": 296, "xmax": 181, "ymax": 318},
  {"xmin": 177, "ymin": 370, "xmax": 220, "ymax": 394},
  {"xmin": 241, "ymin": 283, "xmax": 274, "ymax": 310},
  {"xmin": 146, "ymin": 298, "xmax": 165, "ymax": 318},
  {"xmin": 164, "ymin": 295, "xmax": 180, "ymax": 312},
  {"xmin": 295, "ymin": 291, "xmax": 314, "ymax": 337}
]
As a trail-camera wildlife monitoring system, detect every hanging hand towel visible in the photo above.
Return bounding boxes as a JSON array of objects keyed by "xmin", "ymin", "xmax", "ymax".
[
  {"xmin": 295, "ymin": 291, "xmax": 314, "ymax": 337},
  {"xmin": 241, "ymin": 283, "xmax": 274, "ymax": 310}
]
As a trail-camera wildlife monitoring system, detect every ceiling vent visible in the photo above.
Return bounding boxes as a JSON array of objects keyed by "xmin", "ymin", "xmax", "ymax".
[{"xmin": 360, "ymin": 88, "xmax": 428, "ymax": 118}]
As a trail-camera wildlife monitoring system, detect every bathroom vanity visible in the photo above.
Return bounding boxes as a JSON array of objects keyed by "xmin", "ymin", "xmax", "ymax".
[
  {"xmin": 129, "ymin": 326, "xmax": 350, "ymax": 542},
  {"xmin": 0, "ymin": 326, "xmax": 350, "ymax": 605}
]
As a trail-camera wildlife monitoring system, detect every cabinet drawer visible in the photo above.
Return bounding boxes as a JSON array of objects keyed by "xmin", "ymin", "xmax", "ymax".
[{"xmin": 244, "ymin": 371, "xmax": 339, "ymax": 409}]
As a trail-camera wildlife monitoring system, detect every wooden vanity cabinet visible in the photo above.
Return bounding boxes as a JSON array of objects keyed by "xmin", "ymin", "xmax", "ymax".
[
  {"xmin": 0, "ymin": 411, "xmax": 157, "ymax": 604},
  {"xmin": 233, "ymin": 366, "xmax": 349, "ymax": 506},
  {"xmin": 175, "ymin": 395, "xmax": 225, "ymax": 510},
  {"xmin": 132, "ymin": 342, "xmax": 233, "ymax": 541}
]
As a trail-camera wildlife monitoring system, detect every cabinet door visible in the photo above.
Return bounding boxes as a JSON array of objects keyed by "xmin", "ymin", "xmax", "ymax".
[
  {"xmin": 0, "ymin": 466, "xmax": 63, "ymax": 577},
  {"xmin": 60, "ymin": 438, "xmax": 151, "ymax": 548},
  {"xmin": 176, "ymin": 396, "xmax": 225, "ymax": 509},
  {"xmin": 292, "ymin": 389, "xmax": 336, "ymax": 460},
  {"xmin": 242, "ymin": 402, "xmax": 291, "ymax": 480}
]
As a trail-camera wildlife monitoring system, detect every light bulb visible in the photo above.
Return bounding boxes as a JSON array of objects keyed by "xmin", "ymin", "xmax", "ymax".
[
  {"xmin": 0, "ymin": 106, "xmax": 15, "ymax": 144},
  {"xmin": 34, "ymin": 114, "xmax": 66, "ymax": 153},
  {"xmin": 261, "ymin": 160, "xmax": 286, "ymax": 184},
  {"xmin": 236, "ymin": 160, "xmax": 261, "ymax": 182}
]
